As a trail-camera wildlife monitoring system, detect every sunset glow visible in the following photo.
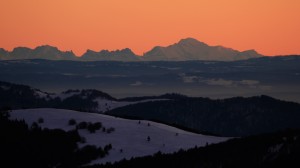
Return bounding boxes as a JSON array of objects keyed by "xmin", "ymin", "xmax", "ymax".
[{"xmin": 1, "ymin": 0, "xmax": 299, "ymax": 56}]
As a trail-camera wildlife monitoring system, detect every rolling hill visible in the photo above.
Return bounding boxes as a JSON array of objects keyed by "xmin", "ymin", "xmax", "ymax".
[
  {"xmin": 88, "ymin": 129, "xmax": 300, "ymax": 168},
  {"xmin": 0, "ymin": 80, "xmax": 164, "ymax": 112},
  {"xmin": 108, "ymin": 95, "xmax": 300, "ymax": 137},
  {"xmin": 2, "ymin": 80, "xmax": 300, "ymax": 137},
  {"xmin": 10, "ymin": 108, "xmax": 228, "ymax": 164}
]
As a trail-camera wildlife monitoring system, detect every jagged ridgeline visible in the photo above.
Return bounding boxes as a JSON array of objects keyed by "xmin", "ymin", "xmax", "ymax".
[{"xmin": 0, "ymin": 38, "xmax": 263, "ymax": 61}]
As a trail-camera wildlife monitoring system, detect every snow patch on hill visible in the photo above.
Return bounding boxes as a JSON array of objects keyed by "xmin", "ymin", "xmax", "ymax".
[
  {"xmin": 57, "ymin": 91, "xmax": 80, "ymax": 100},
  {"xmin": 10, "ymin": 108, "xmax": 229, "ymax": 164}
]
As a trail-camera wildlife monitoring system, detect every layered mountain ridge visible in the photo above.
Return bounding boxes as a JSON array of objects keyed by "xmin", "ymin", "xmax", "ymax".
[
  {"xmin": 0, "ymin": 45, "xmax": 76, "ymax": 60},
  {"xmin": 2, "ymin": 80, "xmax": 300, "ymax": 137},
  {"xmin": 81, "ymin": 48, "xmax": 139, "ymax": 61},
  {"xmin": 0, "ymin": 38, "xmax": 263, "ymax": 61}
]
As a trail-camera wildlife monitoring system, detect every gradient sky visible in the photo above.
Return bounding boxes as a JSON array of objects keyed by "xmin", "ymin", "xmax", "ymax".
[{"xmin": 0, "ymin": 0, "xmax": 299, "ymax": 56}]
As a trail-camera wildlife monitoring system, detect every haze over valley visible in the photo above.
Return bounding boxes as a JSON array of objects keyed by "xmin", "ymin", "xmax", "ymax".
[{"xmin": 0, "ymin": 54, "xmax": 299, "ymax": 102}]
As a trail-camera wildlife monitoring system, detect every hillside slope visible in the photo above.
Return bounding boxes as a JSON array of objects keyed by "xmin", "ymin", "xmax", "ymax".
[
  {"xmin": 10, "ymin": 108, "xmax": 228, "ymax": 164},
  {"xmin": 108, "ymin": 95, "xmax": 300, "ymax": 136},
  {"xmin": 88, "ymin": 129, "xmax": 300, "ymax": 168},
  {"xmin": 0, "ymin": 81, "xmax": 165, "ymax": 112}
]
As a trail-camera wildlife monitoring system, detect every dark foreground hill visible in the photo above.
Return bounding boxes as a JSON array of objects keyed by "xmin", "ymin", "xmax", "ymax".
[
  {"xmin": 109, "ymin": 95, "xmax": 300, "ymax": 137},
  {"xmin": 87, "ymin": 129, "xmax": 300, "ymax": 168},
  {"xmin": 0, "ymin": 108, "xmax": 111, "ymax": 168}
]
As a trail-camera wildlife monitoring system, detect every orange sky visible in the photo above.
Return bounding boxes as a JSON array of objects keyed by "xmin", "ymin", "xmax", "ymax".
[{"xmin": 0, "ymin": 0, "xmax": 299, "ymax": 56}]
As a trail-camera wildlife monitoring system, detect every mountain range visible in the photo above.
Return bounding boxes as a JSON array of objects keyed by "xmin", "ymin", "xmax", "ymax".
[
  {"xmin": 0, "ymin": 45, "xmax": 76, "ymax": 60},
  {"xmin": 0, "ymin": 38, "xmax": 263, "ymax": 61}
]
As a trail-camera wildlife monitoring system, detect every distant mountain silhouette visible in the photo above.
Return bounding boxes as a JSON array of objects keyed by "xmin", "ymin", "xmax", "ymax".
[
  {"xmin": 0, "ymin": 48, "xmax": 9, "ymax": 58},
  {"xmin": 0, "ymin": 38, "xmax": 264, "ymax": 61},
  {"xmin": 0, "ymin": 45, "xmax": 77, "ymax": 60},
  {"xmin": 81, "ymin": 48, "xmax": 139, "ymax": 61},
  {"xmin": 143, "ymin": 38, "xmax": 263, "ymax": 61}
]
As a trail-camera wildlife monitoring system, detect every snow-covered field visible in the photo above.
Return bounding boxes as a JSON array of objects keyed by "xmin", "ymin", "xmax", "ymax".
[{"xmin": 10, "ymin": 108, "xmax": 229, "ymax": 164}]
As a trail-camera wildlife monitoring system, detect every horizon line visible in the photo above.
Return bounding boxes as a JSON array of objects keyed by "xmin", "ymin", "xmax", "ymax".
[{"xmin": 1, "ymin": 37, "xmax": 299, "ymax": 57}]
